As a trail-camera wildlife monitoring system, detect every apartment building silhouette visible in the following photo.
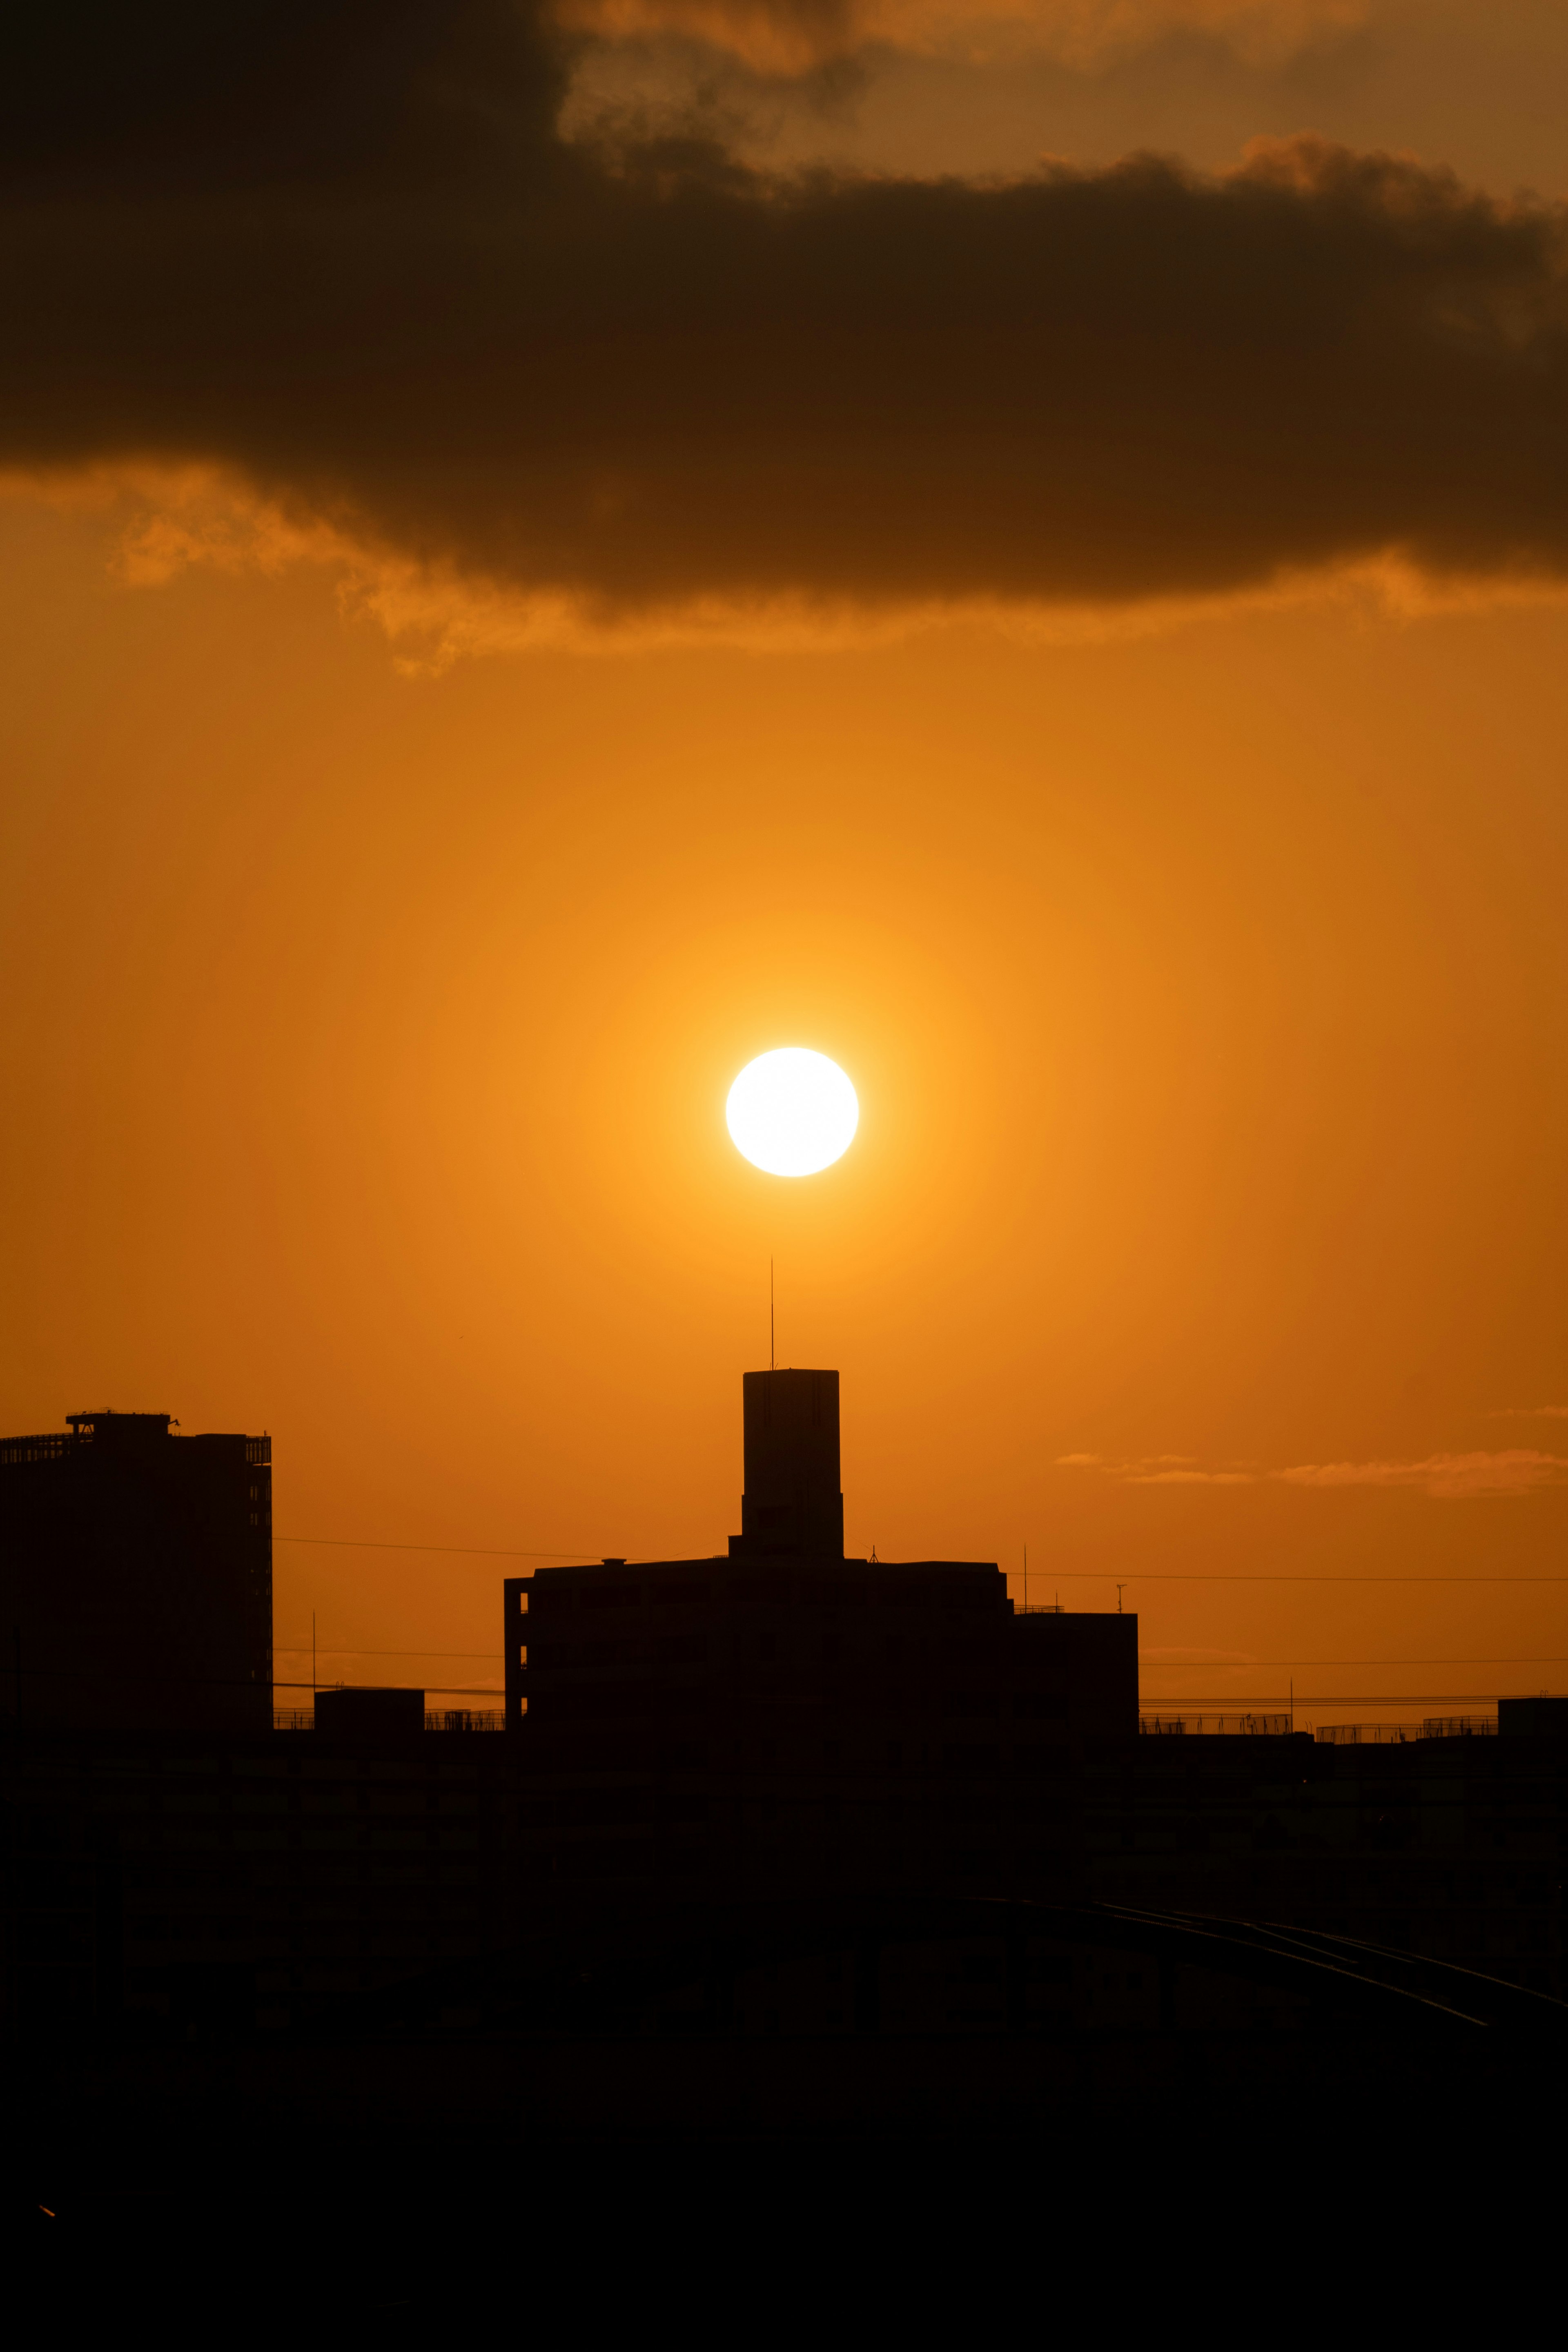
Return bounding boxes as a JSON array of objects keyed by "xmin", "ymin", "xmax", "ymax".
[{"xmin": 0, "ymin": 1408, "xmax": 272, "ymax": 1733}]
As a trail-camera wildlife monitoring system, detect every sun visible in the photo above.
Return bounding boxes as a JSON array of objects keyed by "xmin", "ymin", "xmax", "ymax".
[{"xmin": 726, "ymin": 1048, "xmax": 859, "ymax": 1177}]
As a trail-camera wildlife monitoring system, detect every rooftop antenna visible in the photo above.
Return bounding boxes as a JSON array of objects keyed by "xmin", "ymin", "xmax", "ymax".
[
  {"xmin": 770, "ymin": 1257, "xmax": 775, "ymax": 1372},
  {"xmin": 1023, "ymin": 1541, "xmax": 1028, "ymax": 1614},
  {"xmin": 1116, "ymin": 1583, "xmax": 1125, "ymax": 1615}
]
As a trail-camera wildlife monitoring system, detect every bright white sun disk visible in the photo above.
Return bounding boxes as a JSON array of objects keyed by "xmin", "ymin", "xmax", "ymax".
[{"xmin": 726, "ymin": 1048, "xmax": 859, "ymax": 1177}]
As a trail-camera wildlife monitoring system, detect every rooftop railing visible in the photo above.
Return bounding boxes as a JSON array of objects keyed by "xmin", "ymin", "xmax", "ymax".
[
  {"xmin": 0, "ymin": 1433, "xmax": 72, "ymax": 1465},
  {"xmin": 2, "ymin": 1428, "xmax": 270, "ymax": 1464},
  {"xmin": 1314, "ymin": 1723, "xmax": 1419, "ymax": 1745},
  {"xmin": 1314, "ymin": 1716, "xmax": 1497, "ymax": 1744},
  {"xmin": 272, "ymin": 1707, "xmax": 506, "ymax": 1732},
  {"xmin": 1140, "ymin": 1712, "xmax": 1294, "ymax": 1736}
]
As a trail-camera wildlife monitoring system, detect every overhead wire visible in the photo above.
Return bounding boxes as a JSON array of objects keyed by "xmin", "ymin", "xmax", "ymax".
[
  {"xmin": 275, "ymin": 1535, "xmax": 597, "ymax": 1559},
  {"xmin": 274, "ymin": 1644, "xmax": 502, "ymax": 1659},
  {"xmin": 278, "ymin": 1537, "xmax": 1568, "ymax": 1582}
]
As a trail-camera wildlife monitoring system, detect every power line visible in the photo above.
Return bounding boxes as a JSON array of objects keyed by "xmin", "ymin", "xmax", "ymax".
[
  {"xmin": 275, "ymin": 1535, "xmax": 598, "ymax": 1559},
  {"xmin": 275, "ymin": 1644, "xmax": 502, "ymax": 1659},
  {"xmin": 280, "ymin": 1682, "xmax": 1536, "ymax": 1701},
  {"xmin": 1139, "ymin": 1693, "xmax": 1546, "ymax": 1704},
  {"xmin": 274, "ymin": 1680, "xmax": 501, "ymax": 1695},
  {"xmin": 274, "ymin": 1538, "xmax": 1568, "ymax": 1582},
  {"xmin": 1141, "ymin": 1656, "xmax": 1568, "ymax": 1667}
]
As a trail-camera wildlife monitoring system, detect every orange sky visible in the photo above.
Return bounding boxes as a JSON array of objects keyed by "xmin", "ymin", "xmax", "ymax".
[
  {"xmin": 3, "ymin": 1, "xmax": 1568, "ymax": 1727},
  {"xmin": 4, "ymin": 494, "xmax": 1568, "ymax": 1726}
]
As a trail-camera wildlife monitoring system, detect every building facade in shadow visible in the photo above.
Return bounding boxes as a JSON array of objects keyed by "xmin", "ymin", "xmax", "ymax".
[{"xmin": 0, "ymin": 1409, "xmax": 272, "ymax": 1733}]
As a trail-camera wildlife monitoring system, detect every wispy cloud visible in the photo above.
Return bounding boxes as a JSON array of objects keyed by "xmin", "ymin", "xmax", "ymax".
[
  {"xmin": 1055, "ymin": 1453, "xmax": 1257, "ymax": 1485},
  {"xmin": 1136, "ymin": 1467, "xmax": 1256, "ymax": 1485},
  {"xmin": 1057, "ymin": 1448, "xmax": 1568, "ymax": 1498},
  {"xmin": 1276, "ymin": 1450, "xmax": 1568, "ymax": 1498},
  {"xmin": 1488, "ymin": 1405, "xmax": 1568, "ymax": 1420},
  {"xmin": 557, "ymin": 0, "xmax": 1361, "ymax": 76}
]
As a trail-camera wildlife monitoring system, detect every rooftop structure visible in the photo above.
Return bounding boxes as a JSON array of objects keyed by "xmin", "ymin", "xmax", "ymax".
[{"xmin": 730, "ymin": 1368, "xmax": 844, "ymax": 1559}]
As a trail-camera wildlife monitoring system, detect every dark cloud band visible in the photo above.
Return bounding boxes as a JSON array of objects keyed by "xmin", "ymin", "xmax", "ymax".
[{"xmin": 3, "ymin": 2, "xmax": 1565, "ymax": 612}]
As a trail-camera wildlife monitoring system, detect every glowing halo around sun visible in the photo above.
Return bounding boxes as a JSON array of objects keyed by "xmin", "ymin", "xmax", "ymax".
[{"xmin": 726, "ymin": 1048, "xmax": 859, "ymax": 1177}]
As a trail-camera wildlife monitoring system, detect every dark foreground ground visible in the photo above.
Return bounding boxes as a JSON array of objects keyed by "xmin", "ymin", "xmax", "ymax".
[{"xmin": 7, "ymin": 1893, "xmax": 1566, "ymax": 2326}]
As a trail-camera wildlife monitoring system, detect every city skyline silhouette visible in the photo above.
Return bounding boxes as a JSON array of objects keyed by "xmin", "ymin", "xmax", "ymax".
[{"xmin": 6, "ymin": 0, "xmax": 1568, "ymax": 2284}]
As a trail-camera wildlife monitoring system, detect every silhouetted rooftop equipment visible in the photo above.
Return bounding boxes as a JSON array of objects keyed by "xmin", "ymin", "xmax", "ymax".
[{"xmin": 65, "ymin": 1410, "xmax": 173, "ymax": 1438}]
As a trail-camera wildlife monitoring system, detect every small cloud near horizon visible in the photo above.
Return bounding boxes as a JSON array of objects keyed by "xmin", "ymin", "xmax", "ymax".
[
  {"xmin": 1058, "ymin": 1448, "xmax": 1568, "ymax": 1497},
  {"xmin": 1055, "ymin": 1453, "xmax": 1256, "ymax": 1484},
  {"xmin": 1277, "ymin": 1449, "xmax": 1566, "ymax": 1497}
]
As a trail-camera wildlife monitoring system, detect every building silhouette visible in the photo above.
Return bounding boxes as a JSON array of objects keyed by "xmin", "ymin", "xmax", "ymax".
[
  {"xmin": 503, "ymin": 1367, "xmax": 1135, "ymax": 1899},
  {"xmin": 506, "ymin": 1366, "xmax": 1136, "ymax": 1753},
  {"xmin": 0, "ymin": 1409, "xmax": 272, "ymax": 1733},
  {"xmin": 1, "ymin": 1367, "xmax": 1563, "ymax": 2136}
]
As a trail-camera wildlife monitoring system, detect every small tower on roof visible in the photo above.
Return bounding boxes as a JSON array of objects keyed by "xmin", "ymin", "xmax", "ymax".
[{"xmin": 729, "ymin": 1368, "xmax": 844, "ymax": 1560}]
